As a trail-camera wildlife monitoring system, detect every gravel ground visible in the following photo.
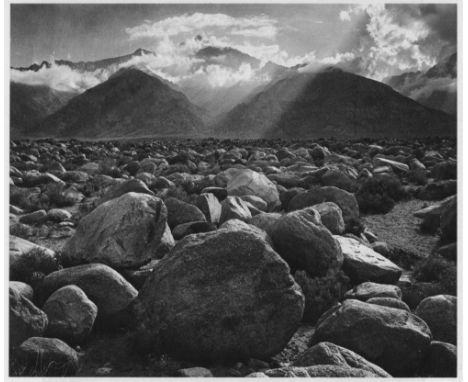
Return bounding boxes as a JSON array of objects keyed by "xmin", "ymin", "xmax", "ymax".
[{"xmin": 362, "ymin": 198, "xmax": 441, "ymax": 260}]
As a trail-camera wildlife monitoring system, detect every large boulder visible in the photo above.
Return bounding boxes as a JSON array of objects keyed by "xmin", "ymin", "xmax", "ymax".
[
  {"xmin": 9, "ymin": 287, "xmax": 48, "ymax": 350},
  {"xmin": 415, "ymin": 295, "xmax": 456, "ymax": 344},
  {"xmin": 9, "ymin": 281, "xmax": 34, "ymax": 301},
  {"xmin": 271, "ymin": 208, "xmax": 343, "ymax": 277},
  {"xmin": 250, "ymin": 212, "xmax": 282, "ymax": 237},
  {"xmin": 40, "ymin": 263, "xmax": 137, "ymax": 319},
  {"xmin": 172, "ymin": 221, "xmax": 216, "ymax": 240},
  {"xmin": 165, "ymin": 197, "xmax": 207, "ymax": 229},
  {"xmin": 99, "ymin": 178, "xmax": 154, "ymax": 204},
  {"xmin": 422, "ymin": 341, "xmax": 457, "ymax": 377},
  {"xmin": 431, "ymin": 160, "xmax": 456, "ymax": 180},
  {"xmin": 374, "ymin": 157, "xmax": 409, "ymax": 173},
  {"xmin": 219, "ymin": 196, "xmax": 252, "ymax": 224},
  {"xmin": 335, "ymin": 236, "xmax": 402, "ymax": 284},
  {"xmin": 135, "ymin": 230, "xmax": 304, "ymax": 362},
  {"xmin": 63, "ymin": 192, "xmax": 173, "ymax": 269},
  {"xmin": 16, "ymin": 337, "xmax": 79, "ymax": 376},
  {"xmin": 292, "ymin": 341, "xmax": 390, "ymax": 377},
  {"xmin": 440, "ymin": 196, "xmax": 456, "ymax": 244},
  {"xmin": 413, "ymin": 195, "xmax": 455, "ymax": 233},
  {"xmin": 417, "ymin": 180, "xmax": 456, "ymax": 200},
  {"xmin": 288, "ymin": 186, "xmax": 359, "ymax": 228},
  {"xmin": 312, "ymin": 202, "xmax": 345, "ymax": 234},
  {"xmin": 195, "ymin": 193, "xmax": 222, "ymax": 224},
  {"xmin": 366, "ymin": 297, "xmax": 410, "ymax": 311},
  {"xmin": 259, "ymin": 365, "xmax": 386, "ymax": 377},
  {"xmin": 19, "ymin": 209, "xmax": 47, "ymax": 225},
  {"xmin": 219, "ymin": 219, "xmax": 272, "ymax": 245},
  {"xmin": 226, "ymin": 169, "xmax": 280, "ymax": 210},
  {"xmin": 314, "ymin": 299, "xmax": 432, "ymax": 376},
  {"xmin": 42, "ymin": 285, "xmax": 98, "ymax": 344}
]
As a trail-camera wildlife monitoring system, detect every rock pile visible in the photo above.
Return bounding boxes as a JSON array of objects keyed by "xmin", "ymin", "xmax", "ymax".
[{"xmin": 9, "ymin": 137, "xmax": 457, "ymax": 376}]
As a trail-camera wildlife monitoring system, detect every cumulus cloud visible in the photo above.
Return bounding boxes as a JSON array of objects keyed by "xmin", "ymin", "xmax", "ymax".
[
  {"xmin": 10, "ymin": 6, "xmax": 457, "ymax": 104},
  {"xmin": 10, "ymin": 63, "xmax": 103, "ymax": 92},
  {"xmin": 336, "ymin": 4, "xmax": 456, "ymax": 80},
  {"xmin": 339, "ymin": 10, "xmax": 352, "ymax": 22},
  {"xmin": 126, "ymin": 12, "xmax": 278, "ymax": 41}
]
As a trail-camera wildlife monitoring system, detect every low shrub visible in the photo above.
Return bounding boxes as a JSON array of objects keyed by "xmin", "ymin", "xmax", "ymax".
[
  {"xmin": 44, "ymin": 184, "xmax": 76, "ymax": 208},
  {"xmin": 10, "ymin": 223, "xmax": 34, "ymax": 239},
  {"xmin": 413, "ymin": 254, "xmax": 456, "ymax": 295},
  {"xmin": 10, "ymin": 248, "xmax": 62, "ymax": 290},
  {"xmin": 10, "ymin": 190, "xmax": 36, "ymax": 212},
  {"xmin": 356, "ymin": 174, "xmax": 407, "ymax": 214}
]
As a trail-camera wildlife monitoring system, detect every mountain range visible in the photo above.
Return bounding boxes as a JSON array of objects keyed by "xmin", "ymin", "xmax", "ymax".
[
  {"xmin": 216, "ymin": 68, "xmax": 455, "ymax": 139},
  {"xmin": 10, "ymin": 46, "xmax": 457, "ymax": 140},
  {"xmin": 34, "ymin": 68, "xmax": 206, "ymax": 139},
  {"xmin": 384, "ymin": 53, "xmax": 457, "ymax": 115},
  {"xmin": 10, "ymin": 82, "xmax": 75, "ymax": 137}
]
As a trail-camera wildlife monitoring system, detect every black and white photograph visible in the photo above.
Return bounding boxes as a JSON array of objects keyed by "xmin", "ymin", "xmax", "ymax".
[{"xmin": 5, "ymin": 1, "xmax": 461, "ymax": 379}]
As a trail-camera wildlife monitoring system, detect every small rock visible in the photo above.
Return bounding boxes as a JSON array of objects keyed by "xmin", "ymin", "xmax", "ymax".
[
  {"xmin": 344, "ymin": 281, "xmax": 402, "ymax": 301},
  {"xmin": 367, "ymin": 297, "xmax": 410, "ymax": 311},
  {"xmin": 19, "ymin": 210, "xmax": 47, "ymax": 225},
  {"xmin": 177, "ymin": 367, "xmax": 213, "ymax": 377}
]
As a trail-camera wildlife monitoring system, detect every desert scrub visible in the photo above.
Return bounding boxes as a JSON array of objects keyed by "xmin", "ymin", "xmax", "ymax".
[
  {"xmin": 356, "ymin": 174, "xmax": 408, "ymax": 214},
  {"xmin": 294, "ymin": 270, "xmax": 350, "ymax": 324},
  {"xmin": 10, "ymin": 248, "xmax": 62, "ymax": 290},
  {"xmin": 413, "ymin": 254, "xmax": 456, "ymax": 295},
  {"xmin": 44, "ymin": 184, "xmax": 76, "ymax": 207},
  {"xmin": 10, "ymin": 223, "xmax": 34, "ymax": 239},
  {"xmin": 10, "ymin": 189, "xmax": 36, "ymax": 212}
]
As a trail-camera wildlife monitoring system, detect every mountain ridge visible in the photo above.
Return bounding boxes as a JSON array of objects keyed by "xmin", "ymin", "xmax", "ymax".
[
  {"xmin": 34, "ymin": 68, "xmax": 206, "ymax": 139},
  {"xmin": 216, "ymin": 68, "xmax": 455, "ymax": 139}
]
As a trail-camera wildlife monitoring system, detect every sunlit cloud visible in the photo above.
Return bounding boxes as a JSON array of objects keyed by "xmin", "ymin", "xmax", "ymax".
[{"xmin": 126, "ymin": 12, "xmax": 278, "ymax": 41}]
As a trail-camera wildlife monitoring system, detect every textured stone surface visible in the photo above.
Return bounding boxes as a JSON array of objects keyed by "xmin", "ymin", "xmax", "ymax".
[
  {"xmin": 344, "ymin": 282, "xmax": 402, "ymax": 301},
  {"xmin": 9, "ymin": 286, "xmax": 48, "ymax": 350},
  {"xmin": 17, "ymin": 337, "xmax": 79, "ymax": 376},
  {"xmin": 293, "ymin": 341, "xmax": 390, "ymax": 377},
  {"xmin": 43, "ymin": 285, "xmax": 98, "ymax": 344},
  {"xmin": 312, "ymin": 202, "xmax": 345, "ymax": 234},
  {"xmin": 314, "ymin": 299, "xmax": 432, "ymax": 376},
  {"xmin": 271, "ymin": 208, "xmax": 342, "ymax": 277},
  {"xmin": 415, "ymin": 295, "xmax": 456, "ymax": 344},
  {"xmin": 335, "ymin": 236, "xmax": 402, "ymax": 284},
  {"xmin": 227, "ymin": 169, "xmax": 280, "ymax": 210},
  {"xmin": 40, "ymin": 263, "xmax": 137, "ymax": 319},
  {"xmin": 136, "ymin": 230, "xmax": 304, "ymax": 362},
  {"xmin": 63, "ymin": 192, "xmax": 173, "ymax": 269}
]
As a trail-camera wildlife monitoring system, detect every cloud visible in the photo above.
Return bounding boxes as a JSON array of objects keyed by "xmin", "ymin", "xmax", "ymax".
[
  {"xmin": 11, "ymin": 6, "xmax": 457, "ymax": 103},
  {"xmin": 10, "ymin": 63, "xmax": 103, "ymax": 92},
  {"xmin": 334, "ymin": 4, "xmax": 456, "ymax": 80},
  {"xmin": 126, "ymin": 12, "xmax": 278, "ymax": 41},
  {"xmin": 339, "ymin": 10, "xmax": 352, "ymax": 22}
]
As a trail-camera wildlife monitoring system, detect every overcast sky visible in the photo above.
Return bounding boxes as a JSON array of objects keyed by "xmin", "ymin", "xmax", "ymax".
[{"xmin": 11, "ymin": 3, "xmax": 457, "ymax": 81}]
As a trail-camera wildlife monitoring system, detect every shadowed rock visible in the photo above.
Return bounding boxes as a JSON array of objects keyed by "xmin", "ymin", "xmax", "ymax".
[{"xmin": 135, "ymin": 229, "xmax": 304, "ymax": 362}]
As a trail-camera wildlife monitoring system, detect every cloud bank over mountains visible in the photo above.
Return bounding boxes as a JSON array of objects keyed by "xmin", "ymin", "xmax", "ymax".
[{"xmin": 11, "ymin": 4, "xmax": 457, "ymax": 105}]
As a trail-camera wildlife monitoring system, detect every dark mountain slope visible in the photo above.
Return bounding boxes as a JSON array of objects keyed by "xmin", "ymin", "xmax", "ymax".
[
  {"xmin": 216, "ymin": 68, "xmax": 455, "ymax": 139},
  {"xmin": 384, "ymin": 53, "xmax": 457, "ymax": 115},
  {"xmin": 10, "ymin": 82, "xmax": 75, "ymax": 138},
  {"xmin": 35, "ymin": 68, "xmax": 205, "ymax": 139}
]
